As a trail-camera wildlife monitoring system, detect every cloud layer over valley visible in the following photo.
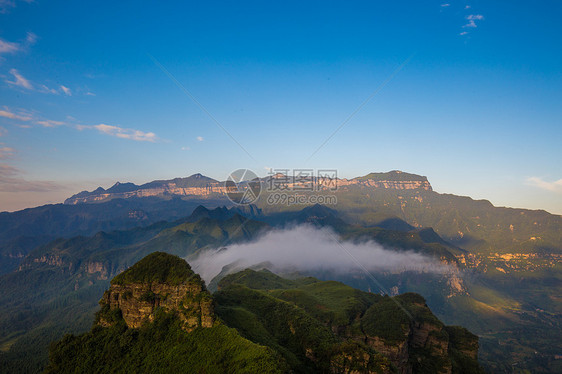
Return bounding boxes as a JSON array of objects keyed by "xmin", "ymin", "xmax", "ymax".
[{"xmin": 191, "ymin": 225, "xmax": 452, "ymax": 285}]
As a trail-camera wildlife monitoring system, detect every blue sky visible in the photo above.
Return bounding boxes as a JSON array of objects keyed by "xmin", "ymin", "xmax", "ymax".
[{"xmin": 0, "ymin": 0, "xmax": 561, "ymax": 213}]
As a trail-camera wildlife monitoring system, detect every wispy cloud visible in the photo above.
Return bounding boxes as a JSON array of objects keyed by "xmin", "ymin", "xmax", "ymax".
[
  {"xmin": 0, "ymin": 0, "xmax": 34, "ymax": 14},
  {"xmin": 441, "ymin": 3, "xmax": 450, "ymax": 7},
  {"xmin": 0, "ymin": 38, "xmax": 21, "ymax": 55},
  {"xmin": 0, "ymin": 126, "xmax": 6, "ymax": 136},
  {"xmin": 5, "ymin": 68, "xmax": 32, "ymax": 89},
  {"xmin": 0, "ymin": 106, "xmax": 160, "ymax": 142},
  {"xmin": 36, "ymin": 120, "xmax": 65, "ymax": 127},
  {"xmin": 527, "ymin": 177, "xmax": 562, "ymax": 194},
  {"xmin": 0, "ymin": 107, "xmax": 32, "ymax": 121},
  {"xmin": 60, "ymin": 85, "xmax": 71, "ymax": 96},
  {"xmin": 25, "ymin": 31, "xmax": 37, "ymax": 44},
  {"xmin": 196, "ymin": 136, "xmax": 204, "ymax": 142},
  {"xmin": 459, "ymin": 31, "xmax": 468, "ymax": 36},
  {"xmin": 0, "ymin": 31, "xmax": 36, "ymax": 57},
  {"xmin": 92, "ymin": 124, "xmax": 158, "ymax": 142},
  {"xmin": 0, "ymin": 163, "xmax": 63, "ymax": 192},
  {"xmin": 38, "ymin": 84, "xmax": 58, "ymax": 94},
  {"xmin": 181, "ymin": 146, "xmax": 190, "ymax": 151},
  {"xmin": 464, "ymin": 14, "xmax": 484, "ymax": 28},
  {"xmin": 4, "ymin": 71, "xmax": 77, "ymax": 96},
  {"xmin": 0, "ymin": 0, "xmax": 14, "ymax": 13},
  {"xmin": 0, "ymin": 145, "xmax": 15, "ymax": 158}
]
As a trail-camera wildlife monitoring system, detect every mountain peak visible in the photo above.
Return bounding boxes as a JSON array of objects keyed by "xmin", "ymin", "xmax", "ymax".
[
  {"xmin": 350, "ymin": 170, "xmax": 432, "ymax": 191},
  {"xmin": 357, "ymin": 170, "xmax": 428, "ymax": 182},
  {"xmin": 106, "ymin": 181, "xmax": 139, "ymax": 194},
  {"xmin": 111, "ymin": 251, "xmax": 196, "ymax": 286},
  {"xmin": 100, "ymin": 252, "xmax": 214, "ymax": 331}
]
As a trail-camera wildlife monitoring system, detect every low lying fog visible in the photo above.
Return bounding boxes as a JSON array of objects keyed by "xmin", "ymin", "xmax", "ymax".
[{"xmin": 191, "ymin": 225, "xmax": 452, "ymax": 284}]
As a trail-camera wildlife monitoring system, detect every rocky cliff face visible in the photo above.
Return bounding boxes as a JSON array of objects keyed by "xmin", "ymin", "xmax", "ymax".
[
  {"xmin": 364, "ymin": 321, "xmax": 452, "ymax": 374},
  {"xmin": 337, "ymin": 178, "xmax": 432, "ymax": 191},
  {"xmin": 331, "ymin": 294, "xmax": 477, "ymax": 374},
  {"xmin": 217, "ymin": 270, "xmax": 483, "ymax": 374},
  {"xmin": 66, "ymin": 183, "xmax": 228, "ymax": 204},
  {"xmin": 97, "ymin": 252, "xmax": 214, "ymax": 332},
  {"xmin": 64, "ymin": 170, "xmax": 433, "ymax": 204},
  {"xmin": 99, "ymin": 280, "xmax": 214, "ymax": 331}
]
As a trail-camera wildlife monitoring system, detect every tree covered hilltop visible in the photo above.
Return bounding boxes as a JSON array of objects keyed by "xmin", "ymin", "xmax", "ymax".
[{"xmin": 46, "ymin": 252, "xmax": 483, "ymax": 374}]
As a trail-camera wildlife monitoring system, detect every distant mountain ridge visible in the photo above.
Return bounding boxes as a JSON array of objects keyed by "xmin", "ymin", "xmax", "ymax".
[
  {"xmin": 65, "ymin": 173, "xmax": 224, "ymax": 204},
  {"xmin": 64, "ymin": 170, "xmax": 432, "ymax": 204}
]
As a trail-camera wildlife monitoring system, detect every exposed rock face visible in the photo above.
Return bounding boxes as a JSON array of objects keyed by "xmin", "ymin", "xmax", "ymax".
[
  {"xmin": 66, "ymin": 184, "xmax": 228, "ymax": 204},
  {"xmin": 364, "ymin": 320, "xmax": 454, "ymax": 374},
  {"xmin": 365, "ymin": 336, "xmax": 409, "ymax": 372},
  {"xmin": 97, "ymin": 252, "xmax": 214, "ymax": 332},
  {"xmin": 85, "ymin": 261, "xmax": 109, "ymax": 280},
  {"xmin": 337, "ymin": 178, "xmax": 433, "ymax": 191},
  {"xmin": 64, "ymin": 170, "xmax": 432, "ymax": 204},
  {"xmin": 65, "ymin": 173, "xmax": 227, "ymax": 204},
  {"xmin": 357, "ymin": 295, "xmax": 476, "ymax": 374},
  {"xmin": 99, "ymin": 281, "xmax": 214, "ymax": 331}
]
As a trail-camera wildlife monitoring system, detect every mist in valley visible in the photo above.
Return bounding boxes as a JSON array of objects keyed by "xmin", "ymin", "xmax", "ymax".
[{"xmin": 191, "ymin": 225, "xmax": 454, "ymax": 285}]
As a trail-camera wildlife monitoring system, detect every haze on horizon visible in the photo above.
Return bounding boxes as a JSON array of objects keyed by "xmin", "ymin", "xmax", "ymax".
[{"xmin": 0, "ymin": 1, "xmax": 561, "ymax": 214}]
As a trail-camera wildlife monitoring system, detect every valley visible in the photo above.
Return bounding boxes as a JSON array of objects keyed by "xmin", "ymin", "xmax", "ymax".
[{"xmin": 0, "ymin": 171, "xmax": 560, "ymax": 373}]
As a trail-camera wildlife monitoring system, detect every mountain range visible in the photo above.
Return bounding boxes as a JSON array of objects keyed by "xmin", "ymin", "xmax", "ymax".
[
  {"xmin": 45, "ymin": 252, "xmax": 483, "ymax": 374},
  {"xmin": 0, "ymin": 171, "xmax": 560, "ymax": 373}
]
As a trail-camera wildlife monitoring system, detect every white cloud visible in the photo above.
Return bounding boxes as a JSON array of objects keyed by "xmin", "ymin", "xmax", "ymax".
[
  {"xmin": 5, "ymin": 68, "xmax": 32, "ymax": 89},
  {"xmin": 464, "ymin": 14, "xmax": 484, "ymax": 28},
  {"xmin": 0, "ymin": 107, "xmax": 67, "ymax": 128},
  {"xmin": 465, "ymin": 5, "xmax": 471, "ymax": 9},
  {"xmin": 2, "ymin": 67, "xmax": 75, "ymax": 96},
  {"xmin": 25, "ymin": 32, "xmax": 37, "ymax": 45},
  {"xmin": 192, "ymin": 225, "xmax": 451, "ymax": 284},
  {"xmin": 1, "ymin": 106, "xmax": 160, "ymax": 143},
  {"xmin": 38, "ymin": 84, "xmax": 58, "ymax": 94},
  {"xmin": 93, "ymin": 124, "xmax": 158, "ymax": 142},
  {"xmin": 85, "ymin": 91, "xmax": 96, "ymax": 96},
  {"xmin": 181, "ymin": 146, "xmax": 190, "ymax": 151},
  {"xmin": 527, "ymin": 177, "xmax": 562, "ymax": 194},
  {"xmin": 60, "ymin": 85, "xmax": 71, "ymax": 96},
  {"xmin": 459, "ymin": 31, "xmax": 468, "ymax": 36},
  {"xmin": 0, "ymin": 31, "xmax": 35, "ymax": 58},
  {"xmin": 36, "ymin": 120, "xmax": 65, "ymax": 127},
  {"xmin": 441, "ymin": 3, "xmax": 450, "ymax": 7},
  {"xmin": 0, "ymin": 38, "xmax": 20, "ymax": 54},
  {"xmin": 4, "ymin": 73, "xmax": 75, "ymax": 96},
  {"xmin": 196, "ymin": 136, "xmax": 204, "ymax": 142},
  {"xmin": 0, "ymin": 107, "xmax": 32, "ymax": 121}
]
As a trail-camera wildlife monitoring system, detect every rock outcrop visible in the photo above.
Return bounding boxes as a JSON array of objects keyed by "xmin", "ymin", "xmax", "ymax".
[
  {"xmin": 97, "ymin": 252, "xmax": 214, "ymax": 332},
  {"xmin": 337, "ymin": 170, "xmax": 432, "ymax": 191},
  {"xmin": 359, "ymin": 293, "xmax": 477, "ymax": 374}
]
